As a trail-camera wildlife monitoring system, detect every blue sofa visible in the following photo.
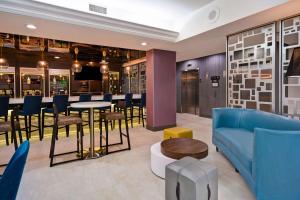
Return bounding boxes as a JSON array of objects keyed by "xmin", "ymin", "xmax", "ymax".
[{"xmin": 212, "ymin": 108, "xmax": 300, "ymax": 200}]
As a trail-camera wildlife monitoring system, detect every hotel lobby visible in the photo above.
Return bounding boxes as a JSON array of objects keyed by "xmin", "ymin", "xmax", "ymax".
[{"xmin": 0, "ymin": 0, "xmax": 300, "ymax": 200}]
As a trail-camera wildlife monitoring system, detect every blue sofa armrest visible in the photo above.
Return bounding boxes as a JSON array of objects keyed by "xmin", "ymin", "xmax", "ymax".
[
  {"xmin": 212, "ymin": 108, "xmax": 242, "ymax": 130},
  {"xmin": 253, "ymin": 128, "xmax": 300, "ymax": 200}
]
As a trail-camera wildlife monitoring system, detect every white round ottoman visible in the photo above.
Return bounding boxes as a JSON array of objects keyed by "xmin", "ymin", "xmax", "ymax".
[{"xmin": 150, "ymin": 142, "xmax": 176, "ymax": 179}]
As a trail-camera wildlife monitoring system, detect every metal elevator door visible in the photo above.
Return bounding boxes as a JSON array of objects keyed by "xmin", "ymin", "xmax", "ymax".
[{"xmin": 181, "ymin": 70, "xmax": 199, "ymax": 115}]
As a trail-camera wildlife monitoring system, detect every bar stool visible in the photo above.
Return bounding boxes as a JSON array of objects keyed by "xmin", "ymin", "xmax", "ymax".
[
  {"xmin": 49, "ymin": 104, "xmax": 84, "ymax": 167},
  {"xmin": 96, "ymin": 93, "xmax": 113, "ymax": 130},
  {"xmin": 42, "ymin": 95, "xmax": 69, "ymax": 138},
  {"xmin": 0, "ymin": 107, "xmax": 23, "ymax": 167},
  {"xmin": 133, "ymin": 93, "xmax": 146, "ymax": 127},
  {"xmin": 0, "ymin": 96, "xmax": 10, "ymax": 145},
  {"xmin": 115, "ymin": 93, "xmax": 133, "ymax": 128},
  {"xmin": 68, "ymin": 94, "xmax": 91, "ymax": 127},
  {"xmin": 99, "ymin": 110, "xmax": 131, "ymax": 155},
  {"xmin": 18, "ymin": 96, "xmax": 43, "ymax": 141},
  {"xmin": 0, "ymin": 107, "xmax": 21, "ymax": 150}
]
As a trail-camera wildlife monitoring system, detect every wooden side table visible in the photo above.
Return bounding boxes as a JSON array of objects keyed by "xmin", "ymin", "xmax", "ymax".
[{"xmin": 161, "ymin": 138, "xmax": 208, "ymax": 160}]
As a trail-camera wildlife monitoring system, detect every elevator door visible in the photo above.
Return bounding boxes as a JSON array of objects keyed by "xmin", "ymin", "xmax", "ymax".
[{"xmin": 181, "ymin": 70, "xmax": 199, "ymax": 115}]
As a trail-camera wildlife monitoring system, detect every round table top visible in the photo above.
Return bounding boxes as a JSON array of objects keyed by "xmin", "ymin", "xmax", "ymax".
[
  {"xmin": 161, "ymin": 138, "xmax": 208, "ymax": 160},
  {"xmin": 70, "ymin": 101, "xmax": 111, "ymax": 108}
]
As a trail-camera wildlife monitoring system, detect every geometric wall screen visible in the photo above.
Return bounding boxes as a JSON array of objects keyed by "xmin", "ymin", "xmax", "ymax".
[
  {"xmin": 281, "ymin": 15, "xmax": 300, "ymax": 117},
  {"xmin": 227, "ymin": 23, "xmax": 276, "ymax": 112}
]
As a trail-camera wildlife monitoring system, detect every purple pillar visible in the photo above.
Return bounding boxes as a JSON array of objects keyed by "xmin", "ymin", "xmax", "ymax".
[{"xmin": 146, "ymin": 49, "xmax": 177, "ymax": 131}]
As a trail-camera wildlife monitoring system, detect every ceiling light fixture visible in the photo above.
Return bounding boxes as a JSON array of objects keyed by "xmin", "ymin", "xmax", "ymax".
[
  {"xmin": 141, "ymin": 42, "xmax": 147, "ymax": 46},
  {"xmin": 54, "ymin": 56, "xmax": 60, "ymax": 59},
  {"xmin": 72, "ymin": 47, "xmax": 82, "ymax": 73},
  {"xmin": 0, "ymin": 39, "xmax": 9, "ymax": 70},
  {"xmin": 100, "ymin": 50, "xmax": 109, "ymax": 74},
  {"xmin": 37, "ymin": 39, "xmax": 48, "ymax": 69},
  {"xmin": 26, "ymin": 24, "xmax": 37, "ymax": 30}
]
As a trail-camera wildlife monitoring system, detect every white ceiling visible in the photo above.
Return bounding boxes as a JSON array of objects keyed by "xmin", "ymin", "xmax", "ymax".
[
  {"xmin": 0, "ymin": 0, "xmax": 299, "ymax": 62},
  {"xmin": 33, "ymin": 0, "xmax": 214, "ymax": 31}
]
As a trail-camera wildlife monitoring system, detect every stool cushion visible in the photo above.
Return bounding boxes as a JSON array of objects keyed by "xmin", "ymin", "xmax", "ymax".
[
  {"xmin": 43, "ymin": 108, "xmax": 54, "ymax": 113},
  {"xmin": 101, "ymin": 112, "xmax": 125, "ymax": 121},
  {"xmin": 0, "ymin": 122, "xmax": 11, "ymax": 132},
  {"xmin": 163, "ymin": 127, "xmax": 193, "ymax": 140},
  {"xmin": 58, "ymin": 116, "xmax": 82, "ymax": 126}
]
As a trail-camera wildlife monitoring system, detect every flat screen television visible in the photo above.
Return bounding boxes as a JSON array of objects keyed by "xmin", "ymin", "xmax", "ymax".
[{"xmin": 74, "ymin": 66, "xmax": 103, "ymax": 81}]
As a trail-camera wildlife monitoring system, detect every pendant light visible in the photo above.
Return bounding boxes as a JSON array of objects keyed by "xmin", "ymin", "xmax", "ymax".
[
  {"xmin": 0, "ymin": 39, "xmax": 9, "ymax": 70},
  {"xmin": 37, "ymin": 39, "xmax": 48, "ymax": 69},
  {"xmin": 72, "ymin": 47, "xmax": 82, "ymax": 73},
  {"xmin": 100, "ymin": 49, "xmax": 109, "ymax": 74}
]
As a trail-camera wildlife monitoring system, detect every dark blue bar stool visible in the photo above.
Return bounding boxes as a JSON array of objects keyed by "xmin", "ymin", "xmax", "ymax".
[
  {"xmin": 115, "ymin": 93, "xmax": 133, "ymax": 128},
  {"xmin": 132, "ymin": 93, "xmax": 146, "ymax": 127},
  {"xmin": 49, "ymin": 104, "xmax": 84, "ymax": 167},
  {"xmin": 139, "ymin": 93, "xmax": 146, "ymax": 127},
  {"xmin": 96, "ymin": 93, "xmax": 113, "ymax": 129},
  {"xmin": 18, "ymin": 96, "xmax": 43, "ymax": 141},
  {"xmin": 0, "ymin": 96, "xmax": 10, "ymax": 145},
  {"xmin": 0, "ymin": 107, "xmax": 23, "ymax": 167},
  {"xmin": 42, "ymin": 95, "xmax": 69, "ymax": 138},
  {"xmin": 68, "ymin": 94, "xmax": 91, "ymax": 127}
]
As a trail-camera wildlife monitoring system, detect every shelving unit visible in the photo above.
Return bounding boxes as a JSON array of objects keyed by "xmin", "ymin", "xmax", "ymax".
[
  {"xmin": 122, "ymin": 58, "xmax": 146, "ymax": 94},
  {"xmin": 0, "ymin": 67, "xmax": 16, "ymax": 97},
  {"xmin": 20, "ymin": 67, "xmax": 45, "ymax": 97},
  {"xmin": 49, "ymin": 69, "xmax": 70, "ymax": 96},
  {"xmin": 109, "ymin": 71, "xmax": 120, "ymax": 94}
]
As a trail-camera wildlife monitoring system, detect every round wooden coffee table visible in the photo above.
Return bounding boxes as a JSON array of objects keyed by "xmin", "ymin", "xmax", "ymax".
[{"xmin": 161, "ymin": 138, "xmax": 208, "ymax": 160}]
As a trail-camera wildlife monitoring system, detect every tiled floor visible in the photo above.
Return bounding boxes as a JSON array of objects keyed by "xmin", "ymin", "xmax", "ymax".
[{"xmin": 0, "ymin": 113, "xmax": 255, "ymax": 200}]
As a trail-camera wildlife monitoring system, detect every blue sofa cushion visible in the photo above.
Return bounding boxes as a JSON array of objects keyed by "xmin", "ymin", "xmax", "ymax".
[
  {"xmin": 239, "ymin": 110, "xmax": 300, "ymax": 132},
  {"xmin": 215, "ymin": 128, "xmax": 254, "ymax": 172}
]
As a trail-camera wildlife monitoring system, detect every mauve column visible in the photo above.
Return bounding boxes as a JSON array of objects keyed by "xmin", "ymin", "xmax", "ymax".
[{"xmin": 146, "ymin": 49, "xmax": 176, "ymax": 131}]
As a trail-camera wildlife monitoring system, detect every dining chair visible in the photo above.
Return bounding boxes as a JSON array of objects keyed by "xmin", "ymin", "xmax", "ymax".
[{"xmin": 0, "ymin": 140, "xmax": 30, "ymax": 200}]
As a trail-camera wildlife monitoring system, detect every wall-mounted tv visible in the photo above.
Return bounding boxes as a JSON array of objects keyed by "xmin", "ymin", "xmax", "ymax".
[{"xmin": 74, "ymin": 66, "xmax": 103, "ymax": 81}]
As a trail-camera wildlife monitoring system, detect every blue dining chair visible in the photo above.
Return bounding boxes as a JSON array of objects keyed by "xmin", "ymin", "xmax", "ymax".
[
  {"xmin": 0, "ymin": 96, "xmax": 10, "ymax": 145},
  {"xmin": 19, "ymin": 96, "xmax": 43, "ymax": 141},
  {"xmin": 0, "ymin": 140, "xmax": 30, "ymax": 200},
  {"xmin": 42, "ymin": 95, "xmax": 69, "ymax": 138}
]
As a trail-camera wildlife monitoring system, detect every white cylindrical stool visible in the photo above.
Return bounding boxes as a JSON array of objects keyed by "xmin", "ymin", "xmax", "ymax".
[{"xmin": 151, "ymin": 142, "xmax": 176, "ymax": 179}]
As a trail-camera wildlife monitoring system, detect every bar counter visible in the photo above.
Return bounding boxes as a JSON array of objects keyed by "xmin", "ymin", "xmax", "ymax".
[{"xmin": 9, "ymin": 94, "xmax": 141, "ymax": 105}]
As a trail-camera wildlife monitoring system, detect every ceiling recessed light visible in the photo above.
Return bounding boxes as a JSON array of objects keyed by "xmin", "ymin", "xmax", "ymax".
[
  {"xmin": 26, "ymin": 24, "xmax": 37, "ymax": 30},
  {"xmin": 54, "ymin": 56, "xmax": 60, "ymax": 59},
  {"xmin": 141, "ymin": 42, "xmax": 147, "ymax": 46}
]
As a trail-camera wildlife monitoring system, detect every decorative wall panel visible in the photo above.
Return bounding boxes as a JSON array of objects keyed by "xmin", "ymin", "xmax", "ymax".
[
  {"xmin": 281, "ymin": 16, "xmax": 300, "ymax": 117},
  {"xmin": 227, "ymin": 23, "xmax": 276, "ymax": 112}
]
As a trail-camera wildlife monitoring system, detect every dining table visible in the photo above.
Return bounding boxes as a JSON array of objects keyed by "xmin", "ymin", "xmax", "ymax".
[{"xmin": 70, "ymin": 101, "xmax": 111, "ymax": 159}]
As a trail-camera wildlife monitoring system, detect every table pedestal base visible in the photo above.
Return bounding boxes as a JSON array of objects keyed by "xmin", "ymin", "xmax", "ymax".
[{"xmin": 80, "ymin": 147, "xmax": 107, "ymax": 159}]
